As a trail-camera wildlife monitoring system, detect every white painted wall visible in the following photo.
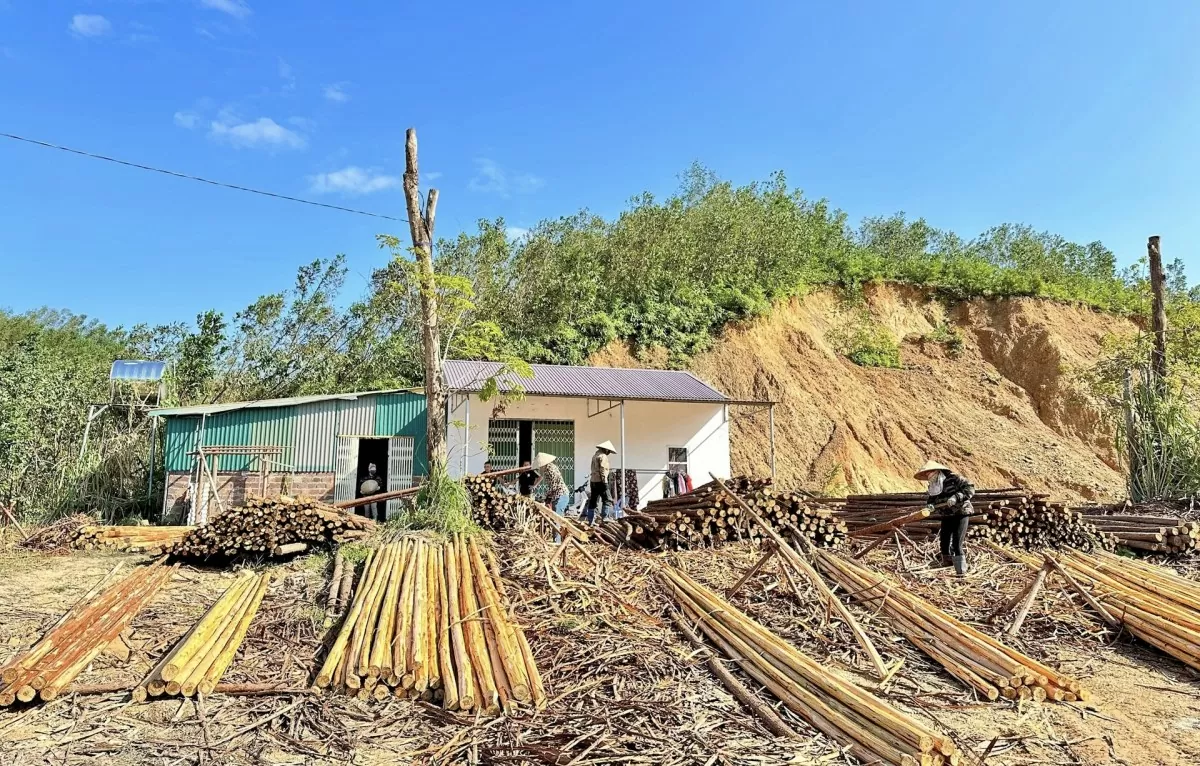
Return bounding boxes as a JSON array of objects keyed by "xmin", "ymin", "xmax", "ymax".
[{"xmin": 446, "ymin": 395, "xmax": 730, "ymax": 509}]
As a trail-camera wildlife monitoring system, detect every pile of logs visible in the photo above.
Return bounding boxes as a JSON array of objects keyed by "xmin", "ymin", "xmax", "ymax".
[
  {"xmin": 592, "ymin": 477, "xmax": 845, "ymax": 551},
  {"xmin": 1075, "ymin": 511, "xmax": 1200, "ymax": 554},
  {"xmin": 1011, "ymin": 549, "xmax": 1200, "ymax": 672},
  {"xmin": 464, "ymin": 475, "xmax": 532, "ymax": 530},
  {"xmin": 170, "ymin": 496, "xmax": 374, "ymax": 561},
  {"xmin": 662, "ymin": 564, "xmax": 962, "ymax": 766},
  {"xmin": 317, "ymin": 536, "xmax": 545, "ymax": 713},
  {"xmin": 134, "ymin": 571, "xmax": 270, "ymax": 700},
  {"xmin": 836, "ymin": 488, "xmax": 1113, "ymax": 551},
  {"xmin": 815, "ymin": 552, "xmax": 1087, "ymax": 702},
  {"xmin": 73, "ymin": 525, "xmax": 195, "ymax": 554},
  {"xmin": 1, "ymin": 563, "xmax": 174, "ymax": 705}
]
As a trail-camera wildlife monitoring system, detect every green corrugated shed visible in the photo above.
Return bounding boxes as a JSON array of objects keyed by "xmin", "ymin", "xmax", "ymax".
[
  {"xmin": 160, "ymin": 391, "xmax": 428, "ymax": 476},
  {"xmin": 164, "ymin": 416, "xmax": 201, "ymax": 472},
  {"xmin": 375, "ymin": 392, "xmax": 429, "ymax": 476}
]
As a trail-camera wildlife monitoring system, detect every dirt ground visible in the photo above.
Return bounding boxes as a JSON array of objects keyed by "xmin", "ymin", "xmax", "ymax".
[{"xmin": 2, "ymin": 534, "xmax": 1200, "ymax": 765}]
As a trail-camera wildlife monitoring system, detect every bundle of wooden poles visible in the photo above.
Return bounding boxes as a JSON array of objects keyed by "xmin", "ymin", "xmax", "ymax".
[
  {"xmin": 592, "ymin": 477, "xmax": 845, "ymax": 551},
  {"xmin": 316, "ymin": 536, "xmax": 545, "ymax": 713},
  {"xmin": 836, "ymin": 488, "xmax": 1113, "ymax": 551},
  {"xmin": 0, "ymin": 563, "xmax": 174, "ymax": 705},
  {"xmin": 133, "ymin": 571, "xmax": 270, "ymax": 701},
  {"xmin": 171, "ymin": 495, "xmax": 374, "ymax": 561},
  {"xmin": 1010, "ymin": 548, "xmax": 1200, "ymax": 671},
  {"xmin": 662, "ymin": 565, "xmax": 962, "ymax": 766},
  {"xmin": 73, "ymin": 525, "xmax": 195, "ymax": 554},
  {"xmin": 464, "ymin": 475, "xmax": 534, "ymax": 530},
  {"xmin": 814, "ymin": 552, "xmax": 1086, "ymax": 702},
  {"xmin": 1074, "ymin": 510, "xmax": 1200, "ymax": 554}
]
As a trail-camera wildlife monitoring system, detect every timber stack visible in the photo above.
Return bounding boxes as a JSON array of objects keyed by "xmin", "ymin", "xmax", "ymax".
[
  {"xmin": 170, "ymin": 496, "xmax": 374, "ymax": 561},
  {"xmin": 1010, "ymin": 548, "xmax": 1200, "ymax": 672},
  {"xmin": 464, "ymin": 475, "xmax": 533, "ymax": 530},
  {"xmin": 662, "ymin": 564, "xmax": 963, "ymax": 766},
  {"xmin": 316, "ymin": 536, "xmax": 545, "ymax": 713},
  {"xmin": 836, "ymin": 488, "xmax": 1113, "ymax": 551},
  {"xmin": 1, "ymin": 563, "xmax": 175, "ymax": 705},
  {"xmin": 73, "ymin": 525, "xmax": 195, "ymax": 554},
  {"xmin": 592, "ymin": 477, "xmax": 845, "ymax": 551},
  {"xmin": 814, "ymin": 552, "xmax": 1087, "ymax": 702},
  {"xmin": 1074, "ymin": 510, "xmax": 1200, "ymax": 554},
  {"xmin": 135, "ymin": 571, "xmax": 271, "ymax": 700}
]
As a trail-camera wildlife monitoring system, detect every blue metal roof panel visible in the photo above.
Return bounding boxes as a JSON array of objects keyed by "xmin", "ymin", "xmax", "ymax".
[
  {"xmin": 110, "ymin": 360, "xmax": 166, "ymax": 381},
  {"xmin": 443, "ymin": 360, "xmax": 729, "ymax": 403}
]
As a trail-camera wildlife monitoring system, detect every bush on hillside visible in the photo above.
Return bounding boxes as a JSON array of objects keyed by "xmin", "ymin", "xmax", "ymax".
[{"xmin": 827, "ymin": 315, "xmax": 903, "ymax": 369}]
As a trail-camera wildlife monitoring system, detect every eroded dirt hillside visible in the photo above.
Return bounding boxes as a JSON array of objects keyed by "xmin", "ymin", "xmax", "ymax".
[{"xmin": 593, "ymin": 284, "xmax": 1135, "ymax": 500}]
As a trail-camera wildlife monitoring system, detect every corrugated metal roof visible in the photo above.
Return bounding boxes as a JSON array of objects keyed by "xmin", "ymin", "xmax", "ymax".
[
  {"xmin": 443, "ymin": 360, "xmax": 729, "ymax": 403},
  {"xmin": 149, "ymin": 388, "xmax": 420, "ymax": 418},
  {"xmin": 110, "ymin": 360, "xmax": 166, "ymax": 381}
]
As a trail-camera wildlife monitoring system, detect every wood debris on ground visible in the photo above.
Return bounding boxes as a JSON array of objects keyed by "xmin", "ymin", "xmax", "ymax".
[{"xmin": 73, "ymin": 525, "xmax": 195, "ymax": 554}]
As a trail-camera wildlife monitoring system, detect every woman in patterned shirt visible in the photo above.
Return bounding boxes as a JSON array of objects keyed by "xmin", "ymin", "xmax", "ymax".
[{"xmin": 533, "ymin": 452, "xmax": 569, "ymax": 515}]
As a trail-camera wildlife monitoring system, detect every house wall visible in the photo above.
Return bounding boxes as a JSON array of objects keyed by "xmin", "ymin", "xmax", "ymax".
[
  {"xmin": 163, "ymin": 470, "xmax": 336, "ymax": 523},
  {"xmin": 446, "ymin": 395, "xmax": 730, "ymax": 508}
]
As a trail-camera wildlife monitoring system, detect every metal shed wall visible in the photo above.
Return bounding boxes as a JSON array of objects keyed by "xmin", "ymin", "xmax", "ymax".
[
  {"xmin": 375, "ymin": 392, "xmax": 428, "ymax": 477},
  {"xmin": 164, "ymin": 416, "xmax": 201, "ymax": 472},
  {"xmin": 161, "ymin": 392, "xmax": 425, "ymax": 475}
]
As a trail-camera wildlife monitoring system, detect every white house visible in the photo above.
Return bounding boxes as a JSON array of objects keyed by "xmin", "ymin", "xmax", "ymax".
[{"xmin": 444, "ymin": 360, "xmax": 774, "ymax": 509}]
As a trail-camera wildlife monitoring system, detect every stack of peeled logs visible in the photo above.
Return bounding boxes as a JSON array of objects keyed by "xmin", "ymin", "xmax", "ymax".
[
  {"xmin": 1075, "ymin": 510, "xmax": 1200, "ymax": 554},
  {"xmin": 662, "ymin": 565, "xmax": 962, "ymax": 766},
  {"xmin": 593, "ymin": 477, "xmax": 846, "ymax": 551},
  {"xmin": 463, "ymin": 475, "xmax": 536, "ymax": 530},
  {"xmin": 1012, "ymin": 548, "xmax": 1200, "ymax": 671},
  {"xmin": 814, "ymin": 552, "xmax": 1087, "ymax": 702},
  {"xmin": 134, "ymin": 571, "xmax": 271, "ymax": 700},
  {"xmin": 835, "ymin": 488, "xmax": 1113, "ymax": 551},
  {"xmin": 316, "ymin": 536, "xmax": 545, "ymax": 713},
  {"xmin": 171, "ymin": 495, "xmax": 374, "ymax": 560},
  {"xmin": 0, "ymin": 563, "xmax": 175, "ymax": 705},
  {"xmin": 73, "ymin": 525, "xmax": 195, "ymax": 554}
]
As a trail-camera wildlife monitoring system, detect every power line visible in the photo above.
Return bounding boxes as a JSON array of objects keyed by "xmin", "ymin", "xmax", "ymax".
[{"xmin": 0, "ymin": 131, "xmax": 406, "ymax": 222}]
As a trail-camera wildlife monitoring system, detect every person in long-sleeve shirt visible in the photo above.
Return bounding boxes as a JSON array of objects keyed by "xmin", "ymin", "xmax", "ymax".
[
  {"xmin": 914, "ymin": 460, "xmax": 975, "ymax": 575},
  {"xmin": 585, "ymin": 441, "xmax": 616, "ymax": 524}
]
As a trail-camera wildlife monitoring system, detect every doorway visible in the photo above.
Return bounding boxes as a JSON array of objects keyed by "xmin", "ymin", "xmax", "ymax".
[{"xmin": 355, "ymin": 438, "xmax": 388, "ymax": 521}]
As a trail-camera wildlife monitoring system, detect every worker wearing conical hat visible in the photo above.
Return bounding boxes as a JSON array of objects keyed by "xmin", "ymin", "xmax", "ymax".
[
  {"xmin": 915, "ymin": 460, "xmax": 976, "ymax": 576},
  {"xmin": 584, "ymin": 441, "xmax": 617, "ymax": 525}
]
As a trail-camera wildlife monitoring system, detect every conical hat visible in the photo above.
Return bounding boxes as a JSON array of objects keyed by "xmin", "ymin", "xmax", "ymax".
[
  {"xmin": 533, "ymin": 452, "xmax": 557, "ymax": 469},
  {"xmin": 913, "ymin": 460, "xmax": 951, "ymax": 480},
  {"xmin": 595, "ymin": 440, "xmax": 617, "ymax": 454}
]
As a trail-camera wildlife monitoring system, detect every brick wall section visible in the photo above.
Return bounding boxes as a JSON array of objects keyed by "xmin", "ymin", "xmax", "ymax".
[{"xmin": 164, "ymin": 471, "xmax": 336, "ymax": 522}]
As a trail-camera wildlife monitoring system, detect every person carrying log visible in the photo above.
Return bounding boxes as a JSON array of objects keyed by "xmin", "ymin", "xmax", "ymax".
[
  {"xmin": 914, "ymin": 460, "xmax": 975, "ymax": 576},
  {"xmin": 533, "ymin": 452, "xmax": 569, "ymax": 516},
  {"xmin": 584, "ymin": 441, "xmax": 617, "ymax": 525},
  {"xmin": 358, "ymin": 463, "xmax": 385, "ymax": 522}
]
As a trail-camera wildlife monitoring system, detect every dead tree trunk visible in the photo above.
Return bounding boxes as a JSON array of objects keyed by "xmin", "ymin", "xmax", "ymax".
[
  {"xmin": 1148, "ymin": 235, "xmax": 1168, "ymax": 387},
  {"xmin": 403, "ymin": 128, "xmax": 446, "ymax": 473}
]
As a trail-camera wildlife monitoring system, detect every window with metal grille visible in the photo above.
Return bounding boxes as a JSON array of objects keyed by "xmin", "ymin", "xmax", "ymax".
[
  {"xmin": 533, "ymin": 420, "xmax": 575, "ymax": 489},
  {"xmin": 668, "ymin": 446, "xmax": 689, "ymax": 473},
  {"xmin": 486, "ymin": 420, "xmax": 520, "ymax": 471}
]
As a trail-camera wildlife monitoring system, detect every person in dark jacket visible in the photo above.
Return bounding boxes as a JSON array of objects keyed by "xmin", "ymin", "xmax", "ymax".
[
  {"xmin": 358, "ymin": 463, "xmax": 384, "ymax": 522},
  {"xmin": 914, "ymin": 460, "xmax": 975, "ymax": 576}
]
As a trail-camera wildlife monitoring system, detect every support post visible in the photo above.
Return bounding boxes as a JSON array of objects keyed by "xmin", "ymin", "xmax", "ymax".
[
  {"xmin": 79, "ymin": 405, "xmax": 95, "ymax": 462},
  {"xmin": 464, "ymin": 395, "xmax": 471, "ymax": 477},
  {"xmin": 146, "ymin": 416, "xmax": 158, "ymax": 497},
  {"xmin": 768, "ymin": 405, "xmax": 776, "ymax": 479},
  {"xmin": 1148, "ymin": 235, "xmax": 1168, "ymax": 387},
  {"xmin": 619, "ymin": 400, "xmax": 626, "ymax": 512}
]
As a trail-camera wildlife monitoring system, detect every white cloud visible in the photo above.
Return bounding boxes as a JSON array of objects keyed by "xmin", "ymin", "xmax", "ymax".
[
  {"xmin": 322, "ymin": 83, "xmax": 349, "ymax": 103},
  {"xmin": 308, "ymin": 166, "xmax": 400, "ymax": 196},
  {"xmin": 423, "ymin": 171, "xmax": 443, "ymax": 182},
  {"xmin": 506, "ymin": 226, "xmax": 530, "ymax": 242},
  {"xmin": 209, "ymin": 116, "xmax": 305, "ymax": 149},
  {"xmin": 69, "ymin": 14, "xmax": 112, "ymax": 38},
  {"xmin": 199, "ymin": 0, "xmax": 251, "ymax": 19},
  {"xmin": 195, "ymin": 25, "xmax": 216, "ymax": 39},
  {"xmin": 174, "ymin": 111, "xmax": 199, "ymax": 129},
  {"xmin": 468, "ymin": 158, "xmax": 543, "ymax": 197}
]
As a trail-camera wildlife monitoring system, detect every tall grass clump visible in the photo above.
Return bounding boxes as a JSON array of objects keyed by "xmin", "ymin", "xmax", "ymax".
[
  {"xmin": 388, "ymin": 461, "xmax": 478, "ymax": 535},
  {"xmin": 1120, "ymin": 368, "xmax": 1200, "ymax": 501}
]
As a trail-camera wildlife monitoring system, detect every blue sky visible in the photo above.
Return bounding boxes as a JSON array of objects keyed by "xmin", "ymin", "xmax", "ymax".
[{"xmin": 2, "ymin": 1, "xmax": 1199, "ymax": 329}]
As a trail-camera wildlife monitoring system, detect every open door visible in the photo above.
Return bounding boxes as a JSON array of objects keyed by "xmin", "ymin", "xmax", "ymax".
[
  {"xmin": 385, "ymin": 435, "xmax": 416, "ymax": 519},
  {"xmin": 334, "ymin": 436, "xmax": 359, "ymax": 504}
]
